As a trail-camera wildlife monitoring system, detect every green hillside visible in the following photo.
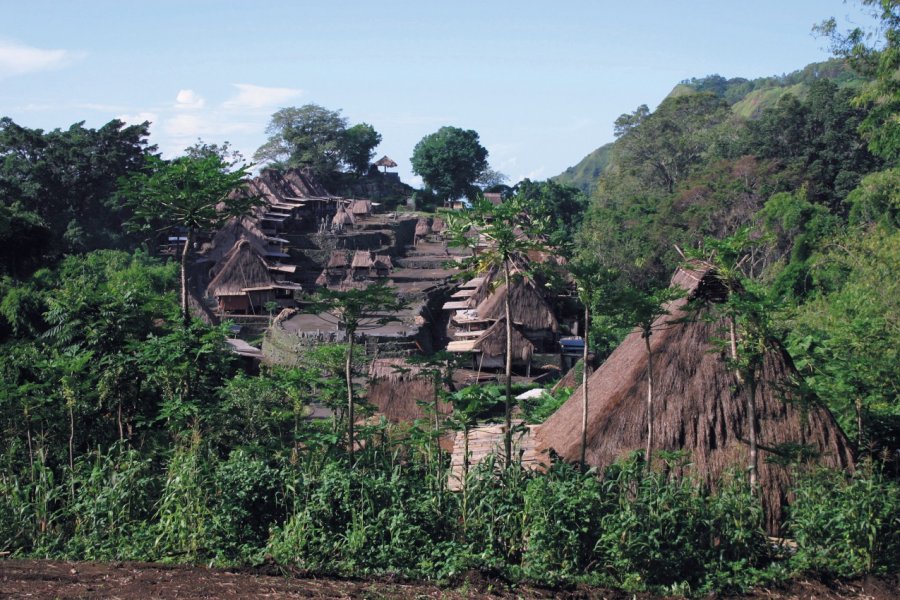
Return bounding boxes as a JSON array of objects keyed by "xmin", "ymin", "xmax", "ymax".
[
  {"xmin": 551, "ymin": 142, "xmax": 613, "ymax": 194},
  {"xmin": 555, "ymin": 59, "xmax": 865, "ymax": 189}
]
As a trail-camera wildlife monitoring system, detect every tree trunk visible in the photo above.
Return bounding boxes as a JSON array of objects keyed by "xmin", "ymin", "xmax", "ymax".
[
  {"xmin": 503, "ymin": 259, "xmax": 513, "ymax": 467},
  {"xmin": 346, "ymin": 332, "xmax": 355, "ymax": 463},
  {"xmin": 180, "ymin": 230, "xmax": 194, "ymax": 327},
  {"xmin": 855, "ymin": 396, "xmax": 864, "ymax": 450},
  {"xmin": 644, "ymin": 331, "xmax": 655, "ymax": 469},
  {"xmin": 68, "ymin": 401, "xmax": 75, "ymax": 499},
  {"xmin": 580, "ymin": 304, "xmax": 590, "ymax": 471}
]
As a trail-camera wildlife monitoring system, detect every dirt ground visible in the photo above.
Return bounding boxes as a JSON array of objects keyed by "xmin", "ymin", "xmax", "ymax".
[{"xmin": 1, "ymin": 560, "xmax": 896, "ymax": 600}]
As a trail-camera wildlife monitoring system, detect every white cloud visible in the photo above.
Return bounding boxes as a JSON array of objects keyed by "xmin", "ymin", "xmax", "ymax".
[
  {"xmin": 175, "ymin": 89, "xmax": 205, "ymax": 110},
  {"xmin": 117, "ymin": 112, "xmax": 159, "ymax": 127},
  {"xmin": 223, "ymin": 83, "xmax": 302, "ymax": 110},
  {"xmin": 0, "ymin": 39, "xmax": 84, "ymax": 78}
]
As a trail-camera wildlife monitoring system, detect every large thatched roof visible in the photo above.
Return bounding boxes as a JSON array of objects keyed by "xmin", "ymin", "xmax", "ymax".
[
  {"xmin": 206, "ymin": 239, "xmax": 275, "ymax": 297},
  {"xmin": 473, "ymin": 317, "xmax": 535, "ymax": 363},
  {"xmin": 207, "ymin": 216, "xmax": 268, "ymax": 270},
  {"xmin": 367, "ymin": 358, "xmax": 452, "ymax": 423},
  {"xmin": 536, "ymin": 267, "xmax": 854, "ymax": 531},
  {"xmin": 476, "ymin": 278, "xmax": 558, "ymax": 332}
]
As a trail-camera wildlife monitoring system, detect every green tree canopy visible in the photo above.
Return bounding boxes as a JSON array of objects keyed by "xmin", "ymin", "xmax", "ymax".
[
  {"xmin": 410, "ymin": 126, "xmax": 489, "ymax": 201},
  {"xmin": 254, "ymin": 105, "xmax": 382, "ymax": 180}
]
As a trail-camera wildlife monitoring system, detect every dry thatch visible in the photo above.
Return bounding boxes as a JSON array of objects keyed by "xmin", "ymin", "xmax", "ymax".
[
  {"xmin": 431, "ymin": 217, "xmax": 445, "ymax": 234},
  {"xmin": 351, "ymin": 250, "xmax": 374, "ymax": 269},
  {"xmin": 552, "ymin": 360, "xmax": 593, "ymax": 394},
  {"xmin": 327, "ymin": 250, "xmax": 350, "ymax": 269},
  {"xmin": 349, "ymin": 199, "xmax": 373, "ymax": 216},
  {"xmin": 207, "ymin": 217, "xmax": 268, "ymax": 271},
  {"xmin": 473, "ymin": 317, "xmax": 535, "ymax": 365},
  {"xmin": 207, "ymin": 239, "xmax": 274, "ymax": 297},
  {"xmin": 415, "ymin": 218, "xmax": 431, "ymax": 237},
  {"xmin": 536, "ymin": 267, "xmax": 854, "ymax": 531},
  {"xmin": 331, "ymin": 204, "xmax": 354, "ymax": 230},
  {"xmin": 476, "ymin": 278, "xmax": 558, "ymax": 333},
  {"xmin": 374, "ymin": 155, "xmax": 397, "ymax": 169},
  {"xmin": 366, "ymin": 358, "xmax": 452, "ymax": 423}
]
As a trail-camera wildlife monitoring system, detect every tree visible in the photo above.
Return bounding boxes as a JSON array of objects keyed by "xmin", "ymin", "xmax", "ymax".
[
  {"xmin": 309, "ymin": 281, "xmax": 407, "ymax": 462},
  {"xmin": 121, "ymin": 154, "xmax": 258, "ymax": 326},
  {"xmin": 614, "ymin": 283, "xmax": 683, "ymax": 469},
  {"xmin": 568, "ymin": 256, "xmax": 617, "ymax": 470},
  {"xmin": 254, "ymin": 104, "xmax": 349, "ymax": 176},
  {"xmin": 0, "ymin": 117, "xmax": 154, "ymax": 256},
  {"xmin": 449, "ymin": 196, "xmax": 545, "ymax": 465},
  {"xmin": 513, "ymin": 179, "xmax": 589, "ymax": 255},
  {"xmin": 411, "ymin": 126, "xmax": 489, "ymax": 202},
  {"xmin": 816, "ymin": 0, "xmax": 900, "ymax": 162},
  {"xmin": 613, "ymin": 94, "xmax": 731, "ymax": 193},
  {"xmin": 341, "ymin": 123, "xmax": 382, "ymax": 176}
]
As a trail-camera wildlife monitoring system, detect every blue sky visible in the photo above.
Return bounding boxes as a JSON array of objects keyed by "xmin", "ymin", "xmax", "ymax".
[{"xmin": 0, "ymin": 1, "xmax": 878, "ymax": 186}]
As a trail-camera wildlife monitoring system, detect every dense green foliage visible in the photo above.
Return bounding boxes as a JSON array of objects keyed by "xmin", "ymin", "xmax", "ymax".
[
  {"xmin": 411, "ymin": 126, "xmax": 489, "ymax": 202},
  {"xmin": 254, "ymin": 104, "xmax": 382, "ymax": 179}
]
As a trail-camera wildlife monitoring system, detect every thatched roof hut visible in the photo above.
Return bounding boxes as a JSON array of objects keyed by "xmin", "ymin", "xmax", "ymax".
[
  {"xmin": 331, "ymin": 204, "xmax": 354, "ymax": 231},
  {"xmin": 207, "ymin": 216, "xmax": 268, "ymax": 271},
  {"xmin": 431, "ymin": 217, "xmax": 445, "ymax": 235},
  {"xmin": 536, "ymin": 267, "xmax": 855, "ymax": 531},
  {"xmin": 374, "ymin": 155, "xmax": 397, "ymax": 172},
  {"xmin": 351, "ymin": 250, "xmax": 374, "ymax": 270},
  {"xmin": 206, "ymin": 239, "xmax": 277, "ymax": 313},
  {"xmin": 326, "ymin": 250, "xmax": 350, "ymax": 269},
  {"xmin": 415, "ymin": 217, "xmax": 431, "ymax": 237},
  {"xmin": 476, "ymin": 278, "xmax": 558, "ymax": 343},
  {"xmin": 349, "ymin": 199, "xmax": 373, "ymax": 217},
  {"xmin": 367, "ymin": 358, "xmax": 452, "ymax": 424}
]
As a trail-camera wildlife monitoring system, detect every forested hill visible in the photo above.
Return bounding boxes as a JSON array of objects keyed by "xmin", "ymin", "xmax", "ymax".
[{"xmin": 553, "ymin": 59, "xmax": 864, "ymax": 193}]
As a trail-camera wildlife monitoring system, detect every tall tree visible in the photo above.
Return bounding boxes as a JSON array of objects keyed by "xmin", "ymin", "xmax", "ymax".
[
  {"xmin": 411, "ymin": 126, "xmax": 489, "ymax": 203},
  {"xmin": 121, "ymin": 154, "xmax": 257, "ymax": 326},
  {"xmin": 449, "ymin": 196, "xmax": 545, "ymax": 465},
  {"xmin": 255, "ymin": 104, "xmax": 349, "ymax": 176},
  {"xmin": 341, "ymin": 123, "xmax": 382, "ymax": 175},
  {"xmin": 310, "ymin": 281, "xmax": 407, "ymax": 462}
]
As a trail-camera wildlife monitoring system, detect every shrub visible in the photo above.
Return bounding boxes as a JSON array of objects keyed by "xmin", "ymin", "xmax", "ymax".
[{"xmin": 789, "ymin": 466, "xmax": 900, "ymax": 577}]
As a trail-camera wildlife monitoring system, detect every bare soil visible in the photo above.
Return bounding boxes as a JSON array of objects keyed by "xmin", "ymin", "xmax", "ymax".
[{"xmin": 1, "ymin": 560, "xmax": 896, "ymax": 599}]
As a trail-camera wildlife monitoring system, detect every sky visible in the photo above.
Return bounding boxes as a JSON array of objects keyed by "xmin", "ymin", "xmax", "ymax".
[{"xmin": 0, "ymin": 1, "xmax": 879, "ymax": 187}]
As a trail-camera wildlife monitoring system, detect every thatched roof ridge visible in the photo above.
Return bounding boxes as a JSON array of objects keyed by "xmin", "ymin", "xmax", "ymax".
[
  {"xmin": 207, "ymin": 239, "xmax": 275, "ymax": 297},
  {"xmin": 327, "ymin": 250, "xmax": 350, "ymax": 269},
  {"xmin": 476, "ymin": 278, "xmax": 558, "ymax": 332},
  {"xmin": 473, "ymin": 317, "xmax": 535, "ymax": 362},
  {"xmin": 332, "ymin": 204, "xmax": 355, "ymax": 228},
  {"xmin": 207, "ymin": 217, "xmax": 269, "ymax": 274},
  {"xmin": 351, "ymin": 250, "xmax": 373, "ymax": 269},
  {"xmin": 374, "ymin": 155, "xmax": 397, "ymax": 168},
  {"xmin": 536, "ymin": 267, "xmax": 854, "ymax": 531},
  {"xmin": 349, "ymin": 199, "xmax": 372, "ymax": 216}
]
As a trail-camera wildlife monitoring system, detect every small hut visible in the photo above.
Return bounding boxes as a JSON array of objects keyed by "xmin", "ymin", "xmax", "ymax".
[
  {"xmin": 372, "ymin": 254, "xmax": 393, "ymax": 278},
  {"xmin": 475, "ymin": 278, "xmax": 558, "ymax": 350},
  {"xmin": 374, "ymin": 155, "xmax": 397, "ymax": 173},
  {"xmin": 331, "ymin": 204, "xmax": 355, "ymax": 232},
  {"xmin": 536, "ymin": 267, "xmax": 855, "ymax": 531},
  {"xmin": 206, "ymin": 239, "xmax": 276, "ymax": 314},
  {"xmin": 350, "ymin": 250, "xmax": 375, "ymax": 280},
  {"xmin": 431, "ymin": 217, "xmax": 445, "ymax": 236},
  {"xmin": 316, "ymin": 250, "xmax": 351, "ymax": 288},
  {"xmin": 367, "ymin": 358, "xmax": 452, "ymax": 424},
  {"xmin": 484, "ymin": 192, "xmax": 503, "ymax": 206},
  {"xmin": 449, "ymin": 317, "xmax": 536, "ymax": 373},
  {"xmin": 348, "ymin": 199, "xmax": 373, "ymax": 219},
  {"xmin": 414, "ymin": 217, "xmax": 431, "ymax": 245}
]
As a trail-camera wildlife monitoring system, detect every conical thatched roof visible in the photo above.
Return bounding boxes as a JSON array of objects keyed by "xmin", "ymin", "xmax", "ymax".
[
  {"xmin": 473, "ymin": 317, "xmax": 535, "ymax": 363},
  {"xmin": 351, "ymin": 250, "xmax": 374, "ymax": 269},
  {"xmin": 206, "ymin": 239, "xmax": 275, "ymax": 297},
  {"xmin": 331, "ymin": 204, "xmax": 355, "ymax": 229},
  {"xmin": 431, "ymin": 217, "xmax": 445, "ymax": 234},
  {"xmin": 367, "ymin": 358, "xmax": 452, "ymax": 424},
  {"xmin": 476, "ymin": 278, "xmax": 558, "ymax": 332},
  {"xmin": 415, "ymin": 217, "xmax": 431, "ymax": 236},
  {"xmin": 374, "ymin": 155, "xmax": 397, "ymax": 169},
  {"xmin": 373, "ymin": 255, "xmax": 393, "ymax": 271},
  {"xmin": 349, "ymin": 199, "xmax": 372, "ymax": 216},
  {"xmin": 327, "ymin": 250, "xmax": 350, "ymax": 269},
  {"xmin": 207, "ymin": 216, "xmax": 268, "ymax": 270},
  {"xmin": 536, "ymin": 267, "xmax": 854, "ymax": 531}
]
